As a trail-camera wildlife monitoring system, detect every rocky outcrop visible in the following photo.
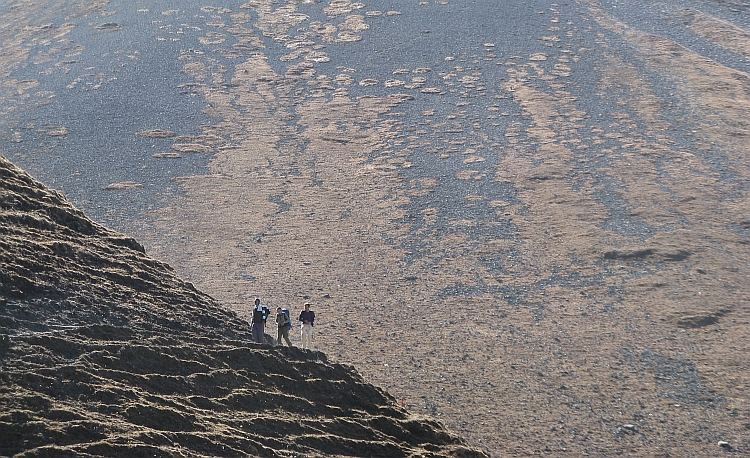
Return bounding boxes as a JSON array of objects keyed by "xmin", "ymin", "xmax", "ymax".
[{"xmin": 0, "ymin": 155, "xmax": 486, "ymax": 458}]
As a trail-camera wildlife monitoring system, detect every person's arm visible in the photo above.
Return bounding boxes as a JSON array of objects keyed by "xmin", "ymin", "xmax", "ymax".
[{"xmin": 310, "ymin": 311, "xmax": 315, "ymax": 325}]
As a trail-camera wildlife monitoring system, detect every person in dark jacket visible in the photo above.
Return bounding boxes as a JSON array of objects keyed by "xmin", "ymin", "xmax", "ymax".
[
  {"xmin": 251, "ymin": 297, "xmax": 269, "ymax": 343},
  {"xmin": 298, "ymin": 303, "xmax": 315, "ymax": 350}
]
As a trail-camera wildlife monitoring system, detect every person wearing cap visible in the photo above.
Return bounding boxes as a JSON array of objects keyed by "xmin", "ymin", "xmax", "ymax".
[
  {"xmin": 298, "ymin": 303, "xmax": 315, "ymax": 350},
  {"xmin": 251, "ymin": 297, "xmax": 269, "ymax": 343},
  {"xmin": 275, "ymin": 307, "xmax": 292, "ymax": 347}
]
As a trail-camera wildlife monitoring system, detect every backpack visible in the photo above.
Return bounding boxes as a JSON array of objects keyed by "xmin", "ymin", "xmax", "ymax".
[
  {"xmin": 281, "ymin": 308, "xmax": 292, "ymax": 329},
  {"xmin": 253, "ymin": 305, "xmax": 267, "ymax": 323}
]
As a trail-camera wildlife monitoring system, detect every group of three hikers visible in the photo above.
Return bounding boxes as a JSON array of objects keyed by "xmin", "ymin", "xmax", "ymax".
[{"xmin": 250, "ymin": 298, "xmax": 316, "ymax": 350}]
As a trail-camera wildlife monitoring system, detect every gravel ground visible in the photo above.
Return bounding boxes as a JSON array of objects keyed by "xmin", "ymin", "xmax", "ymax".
[{"xmin": 1, "ymin": 0, "xmax": 749, "ymax": 456}]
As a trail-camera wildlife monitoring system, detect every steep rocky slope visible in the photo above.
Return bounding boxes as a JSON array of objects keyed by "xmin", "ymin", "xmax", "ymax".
[{"xmin": 0, "ymin": 155, "xmax": 486, "ymax": 458}]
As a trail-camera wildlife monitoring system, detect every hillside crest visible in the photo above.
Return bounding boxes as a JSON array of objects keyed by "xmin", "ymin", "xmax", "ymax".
[{"xmin": 0, "ymin": 155, "xmax": 487, "ymax": 458}]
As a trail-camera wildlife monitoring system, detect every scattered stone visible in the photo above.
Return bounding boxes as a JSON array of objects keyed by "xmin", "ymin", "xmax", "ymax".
[
  {"xmin": 137, "ymin": 129, "xmax": 176, "ymax": 138},
  {"xmin": 421, "ymin": 87, "xmax": 443, "ymax": 94},
  {"xmin": 45, "ymin": 126, "xmax": 68, "ymax": 137},
  {"xmin": 102, "ymin": 181, "xmax": 143, "ymax": 190},
  {"xmin": 170, "ymin": 143, "xmax": 212, "ymax": 153},
  {"xmin": 336, "ymin": 31, "xmax": 362, "ymax": 43},
  {"xmin": 152, "ymin": 152, "xmax": 182, "ymax": 158},
  {"xmin": 95, "ymin": 22, "xmax": 124, "ymax": 31}
]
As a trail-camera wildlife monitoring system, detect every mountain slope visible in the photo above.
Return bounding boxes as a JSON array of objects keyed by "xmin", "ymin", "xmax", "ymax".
[{"xmin": 0, "ymin": 155, "xmax": 486, "ymax": 458}]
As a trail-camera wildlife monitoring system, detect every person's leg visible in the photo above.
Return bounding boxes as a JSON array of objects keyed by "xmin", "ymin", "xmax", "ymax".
[
  {"xmin": 301, "ymin": 325, "xmax": 308, "ymax": 349},
  {"xmin": 303, "ymin": 324, "xmax": 314, "ymax": 349},
  {"xmin": 251, "ymin": 323, "xmax": 260, "ymax": 343},
  {"xmin": 259, "ymin": 324, "xmax": 265, "ymax": 343},
  {"xmin": 277, "ymin": 327, "xmax": 283, "ymax": 346},
  {"xmin": 282, "ymin": 328, "xmax": 292, "ymax": 347}
]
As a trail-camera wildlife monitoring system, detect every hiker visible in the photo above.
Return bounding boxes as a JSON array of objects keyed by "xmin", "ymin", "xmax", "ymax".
[
  {"xmin": 276, "ymin": 307, "xmax": 293, "ymax": 347},
  {"xmin": 299, "ymin": 303, "xmax": 315, "ymax": 350},
  {"xmin": 251, "ymin": 297, "xmax": 269, "ymax": 343}
]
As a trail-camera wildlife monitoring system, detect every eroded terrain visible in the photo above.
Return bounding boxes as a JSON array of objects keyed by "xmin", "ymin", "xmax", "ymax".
[
  {"xmin": 1, "ymin": 0, "xmax": 749, "ymax": 456},
  {"xmin": 0, "ymin": 155, "xmax": 485, "ymax": 457}
]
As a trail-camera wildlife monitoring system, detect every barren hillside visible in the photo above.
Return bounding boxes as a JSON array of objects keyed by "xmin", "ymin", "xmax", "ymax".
[
  {"xmin": 0, "ymin": 155, "xmax": 486, "ymax": 458},
  {"xmin": 1, "ymin": 0, "xmax": 749, "ymax": 456}
]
